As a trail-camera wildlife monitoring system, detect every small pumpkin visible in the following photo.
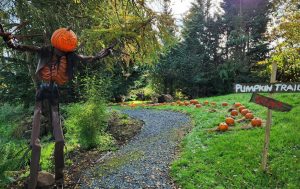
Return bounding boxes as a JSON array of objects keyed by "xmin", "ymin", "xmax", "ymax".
[
  {"xmin": 234, "ymin": 102, "xmax": 242, "ymax": 108},
  {"xmin": 241, "ymin": 109, "xmax": 249, "ymax": 116},
  {"xmin": 195, "ymin": 104, "xmax": 202, "ymax": 108},
  {"xmin": 190, "ymin": 99, "xmax": 199, "ymax": 105},
  {"xmin": 184, "ymin": 101, "xmax": 190, "ymax": 106},
  {"xmin": 222, "ymin": 102, "xmax": 228, "ymax": 106},
  {"xmin": 129, "ymin": 103, "xmax": 136, "ymax": 108},
  {"xmin": 251, "ymin": 118, "xmax": 262, "ymax": 127},
  {"xmin": 204, "ymin": 100, "xmax": 209, "ymax": 105},
  {"xmin": 51, "ymin": 28, "xmax": 78, "ymax": 52},
  {"xmin": 245, "ymin": 112, "xmax": 254, "ymax": 120},
  {"xmin": 218, "ymin": 122, "xmax": 229, "ymax": 131},
  {"xmin": 225, "ymin": 117, "xmax": 235, "ymax": 126},
  {"xmin": 239, "ymin": 106, "xmax": 246, "ymax": 113},
  {"xmin": 231, "ymin": 110, "xmax": 238, "ymax": 116}
]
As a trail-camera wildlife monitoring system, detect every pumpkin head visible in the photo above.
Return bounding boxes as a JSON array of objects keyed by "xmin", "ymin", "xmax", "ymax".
[
  {"xmin": 225, "ymin": 117, "xmax": 235, "ymax": 125},
  {"xmin": 222, "ymin": 102, "xmax": 228, "ymax": 106},
  {"xmin": 231, "ymin": 110, "xmax": 238, "ymax": 116},
  {"xmin": 218, "ymin": 122, "xmax": 229, "ymax": 131},
  {"xmin": 241, "ymin": 109, "xmax": 249, "ymax": 116},
  {"xmin": 51, "ymin": 28, "xmax": 78, "ymax": 52},
  {"xmin": 245, "ymin": 112, "xmax": 254, "ymax": 119},
  {"xmin": 251, "ymin": 118, "xmax": 262, "ymax": 127},
  {"xmin": 239, "ymin": 106, "xmax": 246, "ymax": 113},
  {"xmin": 234, "ymin": 102, "xmax": 242, "ymax": 108}
]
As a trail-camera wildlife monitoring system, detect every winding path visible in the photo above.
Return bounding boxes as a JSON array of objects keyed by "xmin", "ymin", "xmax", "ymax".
[{"xmin": 80, "ymin": 109, "xmax": 191, "ymax": 189}]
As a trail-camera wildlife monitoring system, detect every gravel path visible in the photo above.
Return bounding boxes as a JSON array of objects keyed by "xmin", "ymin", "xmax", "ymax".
[{"xmin": 80, "ymin": 109, "xmax": 190, "ymax": 189}]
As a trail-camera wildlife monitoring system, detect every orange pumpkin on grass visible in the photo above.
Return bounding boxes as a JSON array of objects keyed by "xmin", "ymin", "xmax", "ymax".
[
  {"xmin": 241, "ymin": 109, "xmax": 249, "ymax": 116},
  {"xmin": 195, "ymin": 104, "xmax": 202, "ymax": 108},
  {"xmin": 218, "ymin": 122, "xmax": 229, "ymax": 131},
  {"xmin": 225, "ymin": 117, "xmax": 235, "ymax": 126},
  {"xmin": 234, "ymin": 102, "xmax": 242, "ymax": 108},
  {"xmin": 245, "ymin": 112, "xmax": 254, "ymax": 119},
  {"xmin": 251, "ymin": 118, "xmax": 262, "ymax": 127},
  {"xmin": 239, "ymin": 106, "xmax": 246, "ymax": 113},
  {"xmin": 231, "ymin": 110, "xmax": 238, "ymax": 116},
  {"xmin": 184, "ymin": 101, "xmax": 190, "ymax": 106},
  {"xmin": 222, "ymin": 102, "xmax": 228, "ymax": 106}
]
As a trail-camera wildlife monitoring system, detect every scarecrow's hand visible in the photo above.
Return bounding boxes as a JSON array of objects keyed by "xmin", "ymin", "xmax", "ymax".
[{"xmin": 76, "ymin": 47, "xmax": 113, "ymax": 62}]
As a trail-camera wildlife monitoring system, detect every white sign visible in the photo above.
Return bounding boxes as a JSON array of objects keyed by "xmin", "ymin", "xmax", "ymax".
[{"xmin": 234, "ymin": 83, "xmax": 300, "ymax": 93}]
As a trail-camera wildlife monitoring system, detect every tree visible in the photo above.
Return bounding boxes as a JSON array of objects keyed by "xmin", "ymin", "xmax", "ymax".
[
  {"xmin": 0, "ymin": 0, "xmax": 176, "ymax": 105},
  {"xmin": 258, "ymin": 0, "xmax": 300, "ymax": 82}
]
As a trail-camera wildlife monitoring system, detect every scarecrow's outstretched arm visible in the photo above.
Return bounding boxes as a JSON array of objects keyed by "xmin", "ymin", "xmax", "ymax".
[
  {"xmin": 0, "ymin": 23, "xmax": 41, "ymax": 52},
  {"xmin": 1, "ymin": 34, "xmax": 41, "ymax": 52},
  {"xmin": 76, "ymin": 40, "xmax": 118, "ymax": 62},
  {"xmin": 76, "ymin": 47, "xmax": 112, "ymax": 62}
]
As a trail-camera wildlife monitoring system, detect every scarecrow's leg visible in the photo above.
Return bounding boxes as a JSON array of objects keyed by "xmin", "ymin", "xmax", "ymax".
[
  {"xmin": 28, "ymin": 101, "xmax": 42, "ymax": 189},
  {"xmin": 51, "ymin": 99, "xmax": 65, "ymax": 185}
]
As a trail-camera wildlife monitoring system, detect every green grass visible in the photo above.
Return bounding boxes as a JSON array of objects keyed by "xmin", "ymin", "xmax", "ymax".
[{"xmin": 146, "ymin": 93, "xmax": 300, "ymax": 189}]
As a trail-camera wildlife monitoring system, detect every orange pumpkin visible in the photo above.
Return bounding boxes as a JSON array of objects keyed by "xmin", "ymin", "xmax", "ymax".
[
  {"xmin": 245, "ymin": 112, "xmax": 254, "ymax": 120},
  {"xmin": 218, "ymin": 122, "xmax": 229, "ymax": 131},
  {"xmin": 129, "ymin": 103, "xmax": 136, "ymax": 108},
  {"xmin": 51, "ymin": 28, "xmax": 78, "ymax": 52},
  {"xmin": 225, "ymin": 117, "xmax": 235, "ymax": 125},
  {"xmin": 190, "ymin": 99, "xmax": 199, "ymax": 105},
  {"xmin": 241, "ymin": 109, "xmax": 249, "ymax": 116},
  {"xmin": 204, "ymin": 100, "xmax": 209, "ymax": 105},
  {"xmin": 234, "ymin": 102, "xmax": 242, "ymax": 108},
  {"xmin": 251, "ymin": 118, "xmax": 262, "ymax": 127},
  {"xmin": 184, "ymin": 101, "xmax": 190, "ymax": 106},
  {"xmin": 222, "ymin": 102, "xmax": 228, "ymax": 106},
  {"xmin": 195, "ymin": 104, "xmax": 202, "ymax": 108},
  {"xmin": 239, "ymin": 106, "xmax": 246, "ymax": 113},
  {"xmin": 231, "ymin": 110, "xmax": 238, "ymax": 116}
]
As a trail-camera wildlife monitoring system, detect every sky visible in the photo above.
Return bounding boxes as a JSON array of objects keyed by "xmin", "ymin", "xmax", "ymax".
[{"xmin": 148, "ymin": 0, "xmax": 223, "ymax": 27}]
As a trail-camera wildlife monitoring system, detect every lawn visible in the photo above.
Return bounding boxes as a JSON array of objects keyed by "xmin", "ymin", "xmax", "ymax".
[{"xmin": 147, "ymin": 93, "xmax": 300, "ymax": 189}]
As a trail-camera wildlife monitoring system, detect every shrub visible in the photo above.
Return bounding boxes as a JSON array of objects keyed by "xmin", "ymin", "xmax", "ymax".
[{"xmin": 64, "ymin": 75, "xmax": 114, "ymax": 150}]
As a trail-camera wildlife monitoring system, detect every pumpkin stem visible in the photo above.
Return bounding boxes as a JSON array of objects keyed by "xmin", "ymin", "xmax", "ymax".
[{"xmin": 66, "ymin": 26, "xmax": 72, "ymax": 31}]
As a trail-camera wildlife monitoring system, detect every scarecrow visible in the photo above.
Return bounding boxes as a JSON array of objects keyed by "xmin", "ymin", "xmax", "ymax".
[{"xmin": 1, "ymin": 24, "xmax": 116, "ymax": 189}]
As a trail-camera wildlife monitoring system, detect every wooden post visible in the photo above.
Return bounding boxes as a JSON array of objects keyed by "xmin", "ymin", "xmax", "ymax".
[{"xmin": 261, "ymin": 62, "xmax": 277, "ymax": 171}]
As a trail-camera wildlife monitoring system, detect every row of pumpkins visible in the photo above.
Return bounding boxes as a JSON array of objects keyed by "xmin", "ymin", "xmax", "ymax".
[
  {"xmin": 126, "ymin": 100, "xmax": 263, "ymax": 132},
  {"xmin": 218, "ymin": 102, "xmax": 262, "ymax": 132}
]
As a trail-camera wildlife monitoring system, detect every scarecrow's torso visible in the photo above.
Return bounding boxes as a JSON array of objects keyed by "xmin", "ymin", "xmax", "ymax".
[{"xmin": 39, "ymin": 55, "xmax": 69, "ymax": 85}]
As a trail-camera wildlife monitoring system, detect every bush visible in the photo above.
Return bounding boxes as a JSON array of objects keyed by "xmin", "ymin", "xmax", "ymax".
[{"xmin": 64, "ymin": 75, "xmax": 115, "ymax": 150}]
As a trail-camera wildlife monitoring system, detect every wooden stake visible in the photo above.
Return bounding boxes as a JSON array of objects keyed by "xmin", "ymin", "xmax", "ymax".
[{"xmin": 261, "ymin": 62, "xmax": 277, "ymax": 171}]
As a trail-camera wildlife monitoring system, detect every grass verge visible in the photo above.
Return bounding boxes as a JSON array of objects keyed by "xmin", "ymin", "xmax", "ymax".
[{"xmin": 142, "ymin": 93, "xmax": 300, "ymax": 188}]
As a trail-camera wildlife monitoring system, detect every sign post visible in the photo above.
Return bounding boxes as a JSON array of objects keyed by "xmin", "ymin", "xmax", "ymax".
[
  {"xmin": 233, "ymin": 62, "xmax": 297, "ymax": 171},
  {"xmin": 261, "ymin": 62, "xmax": 277, "ymax": 171}
]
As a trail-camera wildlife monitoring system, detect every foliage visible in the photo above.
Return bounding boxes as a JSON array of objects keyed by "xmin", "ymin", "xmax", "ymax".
[
  {"xmin": 150, "ymin": 93, "xmax": 300, "ymax": 188},
  {"xmin": 0, "ymin": 0, "xmax": 176, "ymax": 105},
  {"xmin": 258, "ymin": 1, "xmax": 300, "ymax": 82},
  {"xmin": 64, "ymin": 75, "xmax": 113, "ymax": 150},
  {"xmin": 151, "ymin": 0, "xmax": 270, "ymax": 98},
  {"xmin": 0, "ymin": 103, "xmax": 29, "ymax": 187}
]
